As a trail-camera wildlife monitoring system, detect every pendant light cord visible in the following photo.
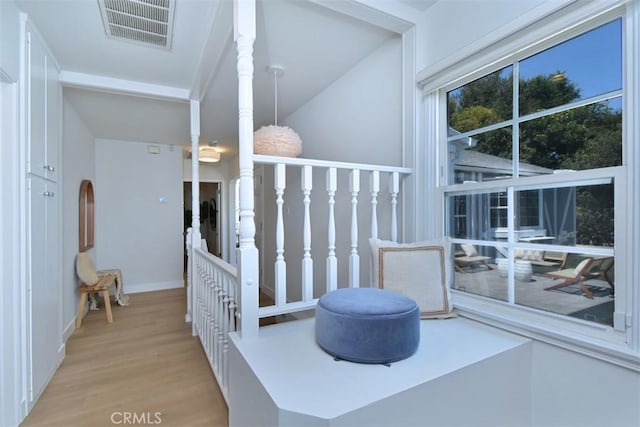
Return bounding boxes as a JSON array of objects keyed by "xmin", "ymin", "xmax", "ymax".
[{"xmin": 273, "ymin": 69, "xmax": 278, "ymax": 126}]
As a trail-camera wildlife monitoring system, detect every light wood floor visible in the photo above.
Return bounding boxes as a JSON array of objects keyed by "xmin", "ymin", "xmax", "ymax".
[{"xmin": 22, "ymin": 288, "xmax": 228, "ymax": 427}]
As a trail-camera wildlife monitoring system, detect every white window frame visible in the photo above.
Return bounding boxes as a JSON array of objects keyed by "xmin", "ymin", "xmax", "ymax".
[{"xmin": 420, "ymin": 0, "xmax": 640, "ymax": 370}]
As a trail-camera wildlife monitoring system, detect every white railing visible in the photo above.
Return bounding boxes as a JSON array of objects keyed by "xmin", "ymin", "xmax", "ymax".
[
  {"xmin": 254, "ymin": 154, "xmax": 411, "ymax": 319},
  {"xmin": 191, "ymin": 246, "xmax": 237, "ymax": 404}
]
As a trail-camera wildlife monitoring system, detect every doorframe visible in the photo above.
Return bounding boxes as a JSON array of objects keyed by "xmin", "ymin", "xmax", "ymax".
[
  {"xmin": 1, "ymin": 79, "xmax": 27, "ymax": 426},
  {"xmin": 183, "ymin": 179, "xmax": 228, "ymax": 262}
]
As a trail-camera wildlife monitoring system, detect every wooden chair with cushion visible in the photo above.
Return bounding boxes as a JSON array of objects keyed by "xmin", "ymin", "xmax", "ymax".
[
  {"xmin": 75, "ymin": 251, "xmax": 117, "ymax": 328},
  {"xmin": 454, "ymin": 244, "xmax": 492, "ymax": 272},
  {"xmin": 75, "ymin": 179, "xmax": 122, "ymax": 328},
  {"xmin": 544, "ymin": 257, "xmax": 607, "ymax": 299}
]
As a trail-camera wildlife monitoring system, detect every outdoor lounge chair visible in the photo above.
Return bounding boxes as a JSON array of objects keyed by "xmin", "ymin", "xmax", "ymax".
[
  {"xmin": 455, "ymin": 244, "xmax": 492, "ymax": 272},
  {"xmin": 544, "ymin": 256, "xmax": 613, "ymax": 299}
]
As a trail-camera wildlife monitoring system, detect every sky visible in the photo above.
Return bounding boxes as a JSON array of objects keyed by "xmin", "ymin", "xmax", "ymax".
[{"xmin": 519, "ymin": 18, "xmax": 622, "ymax": 107}]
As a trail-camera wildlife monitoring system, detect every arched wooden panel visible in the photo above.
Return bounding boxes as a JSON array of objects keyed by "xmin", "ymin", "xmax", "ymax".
[{"xmin": 79, "ymin": 180, "xmax": 95, "ymax": 252}]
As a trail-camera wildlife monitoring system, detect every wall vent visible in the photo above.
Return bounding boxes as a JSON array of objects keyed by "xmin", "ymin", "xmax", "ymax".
[{"xmin": 97, "ymin": 0, "xmax": 175, "ymax": 50}]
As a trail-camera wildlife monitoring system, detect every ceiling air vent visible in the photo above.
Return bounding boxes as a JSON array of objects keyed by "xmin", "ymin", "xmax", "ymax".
[{"xmin": 97, "ymin": 0, "xmax": 175, "ymax": 50}]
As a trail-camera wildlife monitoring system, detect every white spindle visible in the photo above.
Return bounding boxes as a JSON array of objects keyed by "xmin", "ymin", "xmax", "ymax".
[
  {"xmin": 234, "ymin": 0, "xmax": 259, "ymax": 339},
  {"xmin": 275, "ymin": 163, "xmax": 287, "ymax": 305},
  {"xmin": 349, "ymin": 169, "xmax": 360, "ymax": 287},
  {"xmin": 217, "ymin": 269, "xmax": 226, "ymax": 376},
  {"xmin": 390, "ymin": 171, "xmax": 399, "ymax": 242},
  {"xmin": 225, "ymin": 274, "xmax": 236, "ymax": 393},
  {"xmin": 370, "ymin": 170, "xmax": 379, "ymax": 240},
  {"xmin": 301, "ymin": 165, "xmax": 313, "ymax": 301},
  {"xmin": 326, "ymin": 168, "xmax": 337, "ymax": 292}
]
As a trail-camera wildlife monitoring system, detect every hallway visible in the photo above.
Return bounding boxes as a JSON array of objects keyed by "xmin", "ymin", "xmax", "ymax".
[{"xmin": 22, "ymin": 288, "xmax": 228, "ymax": 426}]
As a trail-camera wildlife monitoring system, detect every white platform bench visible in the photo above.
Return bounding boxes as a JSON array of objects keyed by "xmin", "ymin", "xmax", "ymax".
[{"xmin": 229, "ymin": 317, "xmax": 533, "ymax": 427}]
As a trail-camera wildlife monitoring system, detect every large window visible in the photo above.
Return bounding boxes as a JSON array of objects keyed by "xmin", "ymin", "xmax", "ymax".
[{"xmin": 442, "ymin": 18, "xmax": 624, "ymax": 330}]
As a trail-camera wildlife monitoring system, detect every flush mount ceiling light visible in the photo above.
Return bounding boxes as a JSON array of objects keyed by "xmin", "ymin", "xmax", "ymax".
[
  {"xmin": 199, "ymin": 142, "xmax": 221, "ymax": 163},
  {"xmin": 97, "ymin": 0, "xmax": 176, "ymax": 50},
  {"xmin": 254, "ymin": 65, "xmax": 302, "ymax": 157}
]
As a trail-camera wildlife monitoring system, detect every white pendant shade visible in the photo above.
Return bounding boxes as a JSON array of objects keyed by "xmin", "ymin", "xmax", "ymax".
[
  {"xmin": 254, "ymin": 125, "xmax": 302, "ymax": 157},
  {"xmin": 253, "ymin": 65, "xmax": 302, "ymax": 157}
]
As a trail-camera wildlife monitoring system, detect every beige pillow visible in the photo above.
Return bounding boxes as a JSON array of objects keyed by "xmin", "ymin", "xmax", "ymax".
[
  {"xmin": 369, "ymin": 238, "xmax": 455, "ymax": 319},
  {"xmin": 515, "ymin": 249, "xmax": 544, "ymax": 261},
  {"xmin": 76, "ymin": 252, "xmax": 99, "ymax": 285},
  {"xmin": 461, "ymin": 243, "xmax": 477, "ymax": 257}
]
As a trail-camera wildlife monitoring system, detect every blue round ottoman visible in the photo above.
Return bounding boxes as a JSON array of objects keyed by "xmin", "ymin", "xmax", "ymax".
[{"xmin": 315, "ymin": 288, "xmax": 420, "ymax": 364}]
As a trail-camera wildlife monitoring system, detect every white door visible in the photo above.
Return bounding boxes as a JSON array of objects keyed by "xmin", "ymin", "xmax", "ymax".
[{"xmin": 27, "ymin": 178, "xmax": 59, "ymax": 402}]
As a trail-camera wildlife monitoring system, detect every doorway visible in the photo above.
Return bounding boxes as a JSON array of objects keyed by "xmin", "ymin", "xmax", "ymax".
[{"xmin": 183, "ymin": 182, "xmax": 221, "ymax": 270}]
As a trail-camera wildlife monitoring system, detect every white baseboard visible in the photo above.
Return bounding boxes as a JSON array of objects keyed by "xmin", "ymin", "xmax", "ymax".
[
  {"xmin": 125, "ymin": 280, "xmax": 184, "ymax": 294},
  {"xmin": 261, "ymin": 285, "xmax": 275, "ymax": 300},
  {"xmin": 62, "ymin": 319, "xmax": 75, "ymax": 343}
]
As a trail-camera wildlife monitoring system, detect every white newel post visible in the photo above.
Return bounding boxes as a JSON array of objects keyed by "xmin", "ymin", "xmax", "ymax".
[
  {"xmin": 326, "ymin": 167, "xmax": 337, "ymax": 292},
  {"xmin": 275, "ymin": 163, "xmax": 286, "ymax": 305},
  {"xmin": 234, "ymin": 0, "xmax": 259, "ymax": 339},
  {"xmin": 188, "ymin": 100, "xmax": 202, "ymax": 329},
  {"xmin": 349, "ymin": 169, "xmax": 360, "ymax": 287},
  {"xmin": 301, "ymin": 165, "xmax": 313, "ymax": 301}
]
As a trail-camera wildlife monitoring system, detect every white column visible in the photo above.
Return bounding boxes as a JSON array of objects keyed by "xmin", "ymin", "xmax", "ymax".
[
  {"xmin": 370, "ymin": 170, "xmax": 379, "ymax": 240},
  {"xmin": 349, "ymin": 169, "xmax": 360, "ymax": 287},
  {"xmin": 326, "ymin": 167, "xmax": 337, "ymax": 292},
  {"xmin": 188, "ymin": 100, "xmax": 202, "ymax": 327},
  {"xmin": 390, "ymin": 172, "xmax": 399, "ymax": 242},
  {"xmin": 275, "ymin": 163, "xmax": 286, "ymax": 305},
  {"xmin": 234, "ymin": 0, "xmax": 259, "ymax": 339},
  {"xmin": 301, "ymin": 165, "xmax": 313, "ymax": 301}
]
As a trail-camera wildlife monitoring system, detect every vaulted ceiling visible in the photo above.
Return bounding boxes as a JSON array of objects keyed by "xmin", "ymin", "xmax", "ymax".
[{"xmin": 16, "ymin": 0, "xmax": 435, "ymax": 157}]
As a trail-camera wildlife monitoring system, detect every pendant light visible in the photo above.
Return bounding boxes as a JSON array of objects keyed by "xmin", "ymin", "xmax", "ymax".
[
  {"xmin": 253, "ymin": 65, "xmax": 302, "ymax": 157},
  {"xmin": 199, "ymin": 141, "xmax": 221, "ymax": 163}
]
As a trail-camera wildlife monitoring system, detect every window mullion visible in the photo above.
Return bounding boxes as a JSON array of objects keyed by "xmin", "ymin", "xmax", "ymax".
[
  {"xmin": 507, "ymin": 186, "xmax": 516, "ymax": 304},
  {"xmin": 513, "ymin": 61, "xmax": 520, "ymax": 179}
]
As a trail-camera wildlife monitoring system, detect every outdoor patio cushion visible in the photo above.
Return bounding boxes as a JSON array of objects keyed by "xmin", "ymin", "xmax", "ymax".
[{"xmin": 315, "ymin": 287, "xmax": 420, "ymax": 364}]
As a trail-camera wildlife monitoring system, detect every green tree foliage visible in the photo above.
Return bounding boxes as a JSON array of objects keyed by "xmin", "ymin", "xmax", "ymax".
[{"xmin": 448, "ymin": 71, "xmax": 621, "ymax": 245}]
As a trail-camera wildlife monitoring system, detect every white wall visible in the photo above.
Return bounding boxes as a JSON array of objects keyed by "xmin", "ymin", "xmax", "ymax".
[
  {"xmin": 531, "ymin": 342, "xmax": 640, "ymax": 426},
  {"xmin": 62, "ymin": 97, "xmax": 95, "ymax": 337},
  {"xmin": 415, "ymin": 0, "xmax": 552, "ymax": 72},
  {"xmin": 284, "ymin": 36, "xmax": 402, "ymax": 166},
  {"xmin": 96, "ymin": 139, "xmax": 183, "ymax": 293},
  {"xmin": 0, "ymin": 0, "xmax": 20, "ymax": 82}
]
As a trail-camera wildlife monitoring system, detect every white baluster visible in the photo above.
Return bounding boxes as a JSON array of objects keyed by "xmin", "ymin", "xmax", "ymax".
[
  {"xmin": 217, "ymin": 269, "xmax": 226, "ymax": 375},
  {"xmin": 210, "ymin": 263, "xmax": 217, "ymax": 363},
  {"xmin": 302, "ymin": 165, "xmax": 313, "ymax": 301},
  {"xmin": 326, "ymin": 168, "xmax": 337, "ymax": 292},
  {"xmin": 222, "ymin": 274, "xmax": 230, "ymax": 394},
  {"xmin": 390, "ymin": 172, "xmax": 399, "ymax": 242},
  {"xmin": 349, "ymin": 169, "xmax": 360, "ymax": 287},
  {"xmin": 275, "ymin": 163, "xmax": 287, "ymax": 306},
  {"xmin": 370, "ymin": 170, "xmax": 379, "ymax": 240}
]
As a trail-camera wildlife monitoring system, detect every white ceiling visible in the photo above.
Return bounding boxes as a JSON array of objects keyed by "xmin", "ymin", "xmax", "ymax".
[{"xmin": 16, "ymin": 0, "xmax": 434, "ymax": 157}]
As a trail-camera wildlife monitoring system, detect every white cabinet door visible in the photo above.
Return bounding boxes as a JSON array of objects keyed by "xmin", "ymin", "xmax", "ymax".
[
  {"xmin": 26, "ymin": 28, "xmax": 46, "ymax": 179},
  {"xmin": 27, "ymin": 178, "xmax": 60, "ymax": 402},
  {"xmin": 26, "ymin": 25, "xmax": 58, "ymax": 181},
  {"xmin": 45, "ymin": 54, "xmax": 58, "ymax": 181}
]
